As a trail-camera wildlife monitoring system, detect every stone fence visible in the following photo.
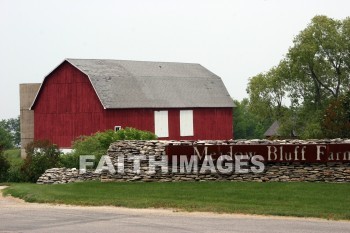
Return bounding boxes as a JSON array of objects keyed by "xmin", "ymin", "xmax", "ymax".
[
  {"xmin": 36, "ymin": 168, "xmax": 100, "ymax": 184},
  {"xmin": 37, "ymin": 139, "xmax": 350, "ymax": 184}
]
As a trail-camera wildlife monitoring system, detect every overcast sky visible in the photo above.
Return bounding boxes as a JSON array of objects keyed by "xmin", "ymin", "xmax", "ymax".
[{"xmin": 1, "ymin": 0, "xmax": 349, "ymax": 119}]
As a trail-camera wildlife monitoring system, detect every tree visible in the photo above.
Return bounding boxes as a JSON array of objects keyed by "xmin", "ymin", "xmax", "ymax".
[
  {"xmin": 247, "ymin": 61, "xmax": 289, "ymax": 121},
  {"xmin": 0, "ymin": 116, "xmax": 20, "ymax": 147},
  {"xmin": 287, "ymin": 15, "xmax": 350, "ymax": 108},
  {"xmin": 322, "ymin": 92, "xmax": 350, "ymax": 138},
  {"xmin": 245, "ymin": 15, "xmax": 350, "ymax": 139},
  {"xmin": 0, "ymin": 127, "xmax": 13, "ymax": 149},
  {"xmin": 233, "ymin": 99, "xmax": 267, "ymax": 139},
  {"xmin": 246, "ymin": 61, "xmax": 289, "ymax": 137}
]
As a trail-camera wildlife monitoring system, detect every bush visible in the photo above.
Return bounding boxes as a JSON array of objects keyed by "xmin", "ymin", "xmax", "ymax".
[
  {"xmin": 64, "ymin": 128, "xmax": 157, "ymax": 168},
  {"xmin": 0, "ymin": 147, "xmax": 10, "ymax": 182},
  {"xmin": 59, "ymin": 153, "xmax": 80, "ymax": 169},
  {"xmin": 7, "ymin": 158, "xmax": 24, "ymax": 182},
  {"xmin": 21, "ymin": 140, "xmax": 61, "ymax": 183},
  {"xmin": 73, "ymin": 128, "xmax": 157, "ymax": 154},
  {"xmin": 3, "ymin": 149, "xmax": 24, "ymax": 182}
]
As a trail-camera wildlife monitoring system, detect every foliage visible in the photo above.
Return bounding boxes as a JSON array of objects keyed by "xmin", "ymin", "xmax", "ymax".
[
  {"xmin": 0, "ymin": 116, "xmax": 20, "ymax": 147},
  {"xmin": 21, "ymin": 140, "xmax": 61, "ymax": 183},
  {"xmin": 322, "ymin": 92, "xmax": 350, "ymax": 138},
  {"xmin": 59, "ymin": 153, "xmax": 80, "ymax": 169},
  {"xmin": 247, "ymin": 60, "xmax": 289, "ymax": 122},
  {"xmin": 7, "ymin": 158, "xmax": 24, "ymax": 182},
  {"xmin": 3, "ymin": 149, "xmax": 24, "ymax": 182},
  {"xmin": 4, "ymin": 182, "xmax": 350, "ymax": 220},
  {"xmin": 62, "ymin": 128, "xmax": 158, "ymax": 168},
  {"xmin": 0, "ymin": 127, "xmax": 13, "ymax": 150},
  {"xmin": 0, "ymin": 147, "xmax": 10, "ymax": 182},
  {"xmin": 288, "ymin": 16, "xmax": 350, "ymax": 104},
  {"xmin": 233, "ymin": 99, "xmax": 271, "ymax": 139},
  {"xmin": 243, "ymin": 15, "xmax": 350, "ymax": 139}
]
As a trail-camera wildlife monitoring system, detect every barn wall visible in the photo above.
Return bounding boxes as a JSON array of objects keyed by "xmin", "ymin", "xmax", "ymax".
[
  {"xmin": 33, "ymin": 62, "xmax": 106, "ymax": 148},
  {"xmin": 33, "ymin": 62, "xmax": 233, "ymax": 148},
  {"xmin": 105, "ymin": 108, "xmax": 233, "ymax": 141}
]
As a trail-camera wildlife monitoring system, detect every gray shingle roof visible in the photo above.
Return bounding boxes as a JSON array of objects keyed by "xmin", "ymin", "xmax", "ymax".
[
  {"xmin": 264, "ymin": 121, "xmax": 280, "ymax": 137},
  {"xmin": 32, "ymin": 59, "xmax": 234, "ymax": 109}
]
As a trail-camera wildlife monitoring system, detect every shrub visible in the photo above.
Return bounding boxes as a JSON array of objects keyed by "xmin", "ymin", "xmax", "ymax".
[
  {"xmin": 7, "ymin": 158, "xmax": 24, "ymax": 182},
  {"xmin": 21, "ymin": 140, "xmax": 61, "ymax": 183},
  {"xmin": 0, "ymin": 147, "xmax": 10, "ymax": 182},
  {"xmin": 4, "ymin": 149, "xmax": 24, "ymax": 182},
  {"xmin": 59, "ymin": 153, "xmax": 80, "ymax": 169},
  {"xmin": 66, "ymin": 128, "xmax": 157, "ymax": 168}
]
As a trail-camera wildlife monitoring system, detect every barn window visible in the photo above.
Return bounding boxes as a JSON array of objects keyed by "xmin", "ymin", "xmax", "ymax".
[
  {"xmin": 180, "ymin": 110, "xmax": 194, "ymax": 136},
  {"xmin": 154, "ymin": 111, "xmax": 169, "ymax": 137},
  {"xmin": 114, "ymin": 126, "xmax": 122, "ymax": 131}
]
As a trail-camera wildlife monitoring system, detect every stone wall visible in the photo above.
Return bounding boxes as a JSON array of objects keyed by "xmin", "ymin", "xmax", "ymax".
[
  {"xmin": 37, "ymin": 139, "xmax": 350, "ymax": 184},
  {"xmin": 103, "ymin": 140, "xmax": 350, "ymax": 183},
  {"xmin": 37, "ymin": 168, "xmax": 100, "ymax": 184}
]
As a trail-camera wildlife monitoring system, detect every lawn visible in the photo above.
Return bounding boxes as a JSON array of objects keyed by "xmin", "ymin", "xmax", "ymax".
[{"xmin": 2, "ymin": 181, "xmax": 350, "ymax": 220}]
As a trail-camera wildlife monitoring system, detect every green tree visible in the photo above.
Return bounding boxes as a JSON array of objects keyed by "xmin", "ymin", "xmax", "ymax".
[
  {"xmin": 0, "ymin": 127, "xmax": 13, "ymax": 149},
  {"xmin": 246, "ymin": 61, "xmax": 289, "ymax": 137},
  {"xmin": 233, "ymin": 99, "xmax": 267, "ymax": 139},
  {"xmin": 0, "ymin": 116, "xmax": 20, "ymax": 147},
  {"xmin": 287, "ymin": 15, "xmax": 350, "ymax": 107},
  {"xmin": 246, "ymin": 15, "xmax": 350, "ymax": 139},
  {"xmin": 322, "ymin": 92, "xmax": 350, "ymax": 138}
]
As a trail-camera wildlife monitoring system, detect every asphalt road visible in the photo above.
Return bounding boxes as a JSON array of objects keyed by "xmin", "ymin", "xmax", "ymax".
[{"xmin": 1, "ymin": 186, "xmax": 349, "ymax": 233}]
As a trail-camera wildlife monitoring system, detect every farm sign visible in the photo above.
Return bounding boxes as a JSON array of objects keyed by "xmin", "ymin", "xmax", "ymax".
[{"xmin": 165, "ymin": 144, "xmax": 350, "ymax": 163}]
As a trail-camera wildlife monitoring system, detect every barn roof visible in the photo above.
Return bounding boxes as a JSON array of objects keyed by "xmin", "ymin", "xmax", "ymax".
[
  {"xmin": 264, "ymin": 121, "xmax": 280, "ymax": 137},
  {"xmin": 31, "ymin": 59, "xmax": 234, "ymax": 109}
]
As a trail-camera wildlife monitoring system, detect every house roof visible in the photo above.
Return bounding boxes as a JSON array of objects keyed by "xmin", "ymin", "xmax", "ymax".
[
  {"xmin": 30, "ymin": 59, "xmax": 234, "ymax": 109},
  {"xmin": 264, "ymin": 121, "xmax": 280, "ymax": 137}
]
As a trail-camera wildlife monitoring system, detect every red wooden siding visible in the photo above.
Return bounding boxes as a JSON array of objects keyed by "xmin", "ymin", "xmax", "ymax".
[{"xmin": 33, "ymin": 61, "xmax": 233, "ymax": 148}]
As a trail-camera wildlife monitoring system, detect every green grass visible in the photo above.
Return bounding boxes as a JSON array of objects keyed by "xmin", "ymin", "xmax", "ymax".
[{"xmin": 2, "ymin": 181, "xmax": 350, "ymax": 220}]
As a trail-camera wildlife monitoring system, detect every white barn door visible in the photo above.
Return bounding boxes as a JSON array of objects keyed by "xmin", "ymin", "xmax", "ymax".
[
  {"xmin": 180, "ymin": 110, "xmax": 194, "ymax": 136},
  {"xmin": 154, "ymin": 110, "xmax": 169, "ymax": 137}
]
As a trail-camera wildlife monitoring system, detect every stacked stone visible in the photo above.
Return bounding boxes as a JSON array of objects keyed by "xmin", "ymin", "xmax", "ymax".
[
  {"xmin": 104, "ymin": 140, "xmax": 170, "ymax": 182},
  {"xmin": 105, "ymin": 140, "xmax": 350, "ymax": 183},
  {"xmin": 37, "ymin": 139, "xmax": 350, "ymax": 184},
  {"xmin": 37, "ymin": 168, "xmax": 100, "ymax": 184}
]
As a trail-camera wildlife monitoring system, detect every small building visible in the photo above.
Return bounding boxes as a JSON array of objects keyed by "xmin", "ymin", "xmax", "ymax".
[
  {"xmin": 264, "ymin": 121, "xmax": 298, "ymax": 139},
  {"xmin": 21, "ymin": 59, "xmax": 234, "ymax": 150},
  {"xmin": 264, "ymin": 121, "xmax": 280, "ymax": 139}
]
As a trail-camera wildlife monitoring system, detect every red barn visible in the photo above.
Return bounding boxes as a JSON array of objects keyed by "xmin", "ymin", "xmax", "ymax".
[{"xmin": 28, "ymin": 59, "xmax": 234, "ymax": 148}]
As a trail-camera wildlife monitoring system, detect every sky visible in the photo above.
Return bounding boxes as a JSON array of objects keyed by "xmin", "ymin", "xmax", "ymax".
[{"xmin": 1, "ymin": 0, "xmax": 349, "ymax": 119}]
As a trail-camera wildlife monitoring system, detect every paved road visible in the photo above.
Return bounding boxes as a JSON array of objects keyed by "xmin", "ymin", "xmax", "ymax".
[{"xmin": 1, "ymin": 187, "xmax": 349, "ymax": 233}]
